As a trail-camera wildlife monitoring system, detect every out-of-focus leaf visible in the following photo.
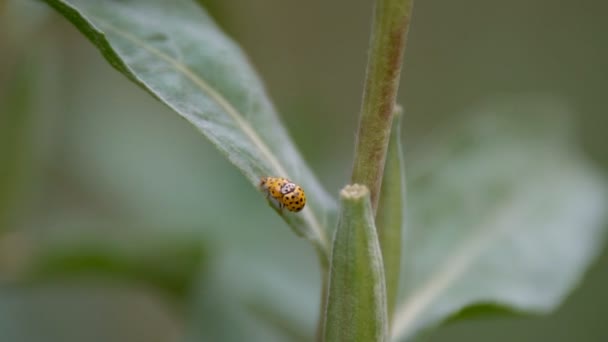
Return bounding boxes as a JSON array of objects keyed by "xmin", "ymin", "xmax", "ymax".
[
  {"xmin": 324, "ymin": 185, "xmax": 388, "ymax": 342},
  {"xmin": 245, "ymin": 301, "xmax": 311, "ymax": 342},
  {"xmin": 0, "ymin": 60, "xmax": 34, "ymax": 232},
  {"xmin": 7, "ymin": 229, "xmax": 207, "ymax": 301},
  {"xmin": 41, "ymin": 0, "xmax": 335, "ymax": 257},
  {"xmin": 392, "ymin": 97, "xmax": 608, "ymax": 340},
  {"xmin": 376, "ymin": 106, "xmax": 406, "ymax": 324},
  {"xmin": 0, "ymin": 286, "xmax": 182, "ymax": 342},
  {"xmin": 187, "ymin": 266, "xmax": 296, "ymax": 342}
]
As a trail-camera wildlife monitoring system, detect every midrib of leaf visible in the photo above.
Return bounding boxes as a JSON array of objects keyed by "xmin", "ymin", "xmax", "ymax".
[
  {"xmin": 88, "ymin": 15, "xmax": 328, "ymax": 253},
  {"xmin": 92, "ymin": 16, "xmax": 287, "ymax": 177},
  {"xmin": 391, "ymin": 183, "xmax": 539, "ymax": 340}
]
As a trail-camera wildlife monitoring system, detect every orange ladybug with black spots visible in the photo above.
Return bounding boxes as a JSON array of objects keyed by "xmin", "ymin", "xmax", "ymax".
[{"xmin": 260, "ymin": 177, "xmax": 306, "ymax": 212}]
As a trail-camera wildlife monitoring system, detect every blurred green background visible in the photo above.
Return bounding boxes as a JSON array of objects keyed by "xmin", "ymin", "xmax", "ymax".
[{"xmin": 1, "ymin": 0, "xmax": 607, "ymax": 341}]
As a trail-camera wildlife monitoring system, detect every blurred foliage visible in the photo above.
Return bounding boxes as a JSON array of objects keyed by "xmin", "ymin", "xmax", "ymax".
[
  {"xmin": 12, "ymin": 229, "xmax": 208, "ymax": 302},
  {"xmin": 1, "ymin": 0, "xmax": 607, "ymax": 341},
  {"xmin": 0, "ymin": 60, "xmax": 32, "ymax": 231},
  {"xmin": 395, "ymin": 99, "xmax": 607, "ymax": 340}
]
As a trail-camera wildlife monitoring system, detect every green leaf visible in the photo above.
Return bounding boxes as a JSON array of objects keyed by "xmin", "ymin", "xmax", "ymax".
[
  {"xmin": 41, "ymin": 0, "xmax": 335, "ymax": 257},
  {"xmin": 376, "ymin": 105, "xmax": 406, "ymax": 324},
  {"xmin": 324, "ymin": 185, "xmax": 388, "ymax": 342},
  {"xmin": 9, "ymin": 229, "xmax": 207, "ymax": 301},
  {"xmin": 392, "ymin": 97, "xmax": 608, "ymax": 340}
]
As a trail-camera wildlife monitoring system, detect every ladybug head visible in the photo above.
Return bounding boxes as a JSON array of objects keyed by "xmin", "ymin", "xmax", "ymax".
[{"xmin": 259, "ymin": 177, "xmax": 268, "ymax": 187}]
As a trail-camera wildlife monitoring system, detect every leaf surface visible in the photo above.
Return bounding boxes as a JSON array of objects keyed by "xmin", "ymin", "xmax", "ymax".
[
  {"xmin": 392, "ymin": 98, "xmax": 608, "ymax": 340},
  {"xmin": 42, "ymin": 0, "xmax": 335, "ymax": 254}
]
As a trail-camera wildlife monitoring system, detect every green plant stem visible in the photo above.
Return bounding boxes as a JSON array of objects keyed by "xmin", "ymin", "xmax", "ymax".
[{"xmin": 351, "ymin": 0, "xmax": 414, "ymax": 211}]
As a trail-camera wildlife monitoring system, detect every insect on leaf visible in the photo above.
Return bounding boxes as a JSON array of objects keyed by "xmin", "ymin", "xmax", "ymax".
[{"xmin": 41, "ymin": 0, "xmax": 336, "ymax": 255}]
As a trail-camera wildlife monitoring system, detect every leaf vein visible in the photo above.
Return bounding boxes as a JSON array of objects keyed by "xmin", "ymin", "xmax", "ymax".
[{"xmin": 88, "ymin": 15, "xmax": 329, "ymax": 253}]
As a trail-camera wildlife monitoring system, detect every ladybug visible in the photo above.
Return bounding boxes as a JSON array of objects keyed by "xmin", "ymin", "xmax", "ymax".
[{"xmin": 259, "ymin": 176, "xmax": 306, "ymax": 212}]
